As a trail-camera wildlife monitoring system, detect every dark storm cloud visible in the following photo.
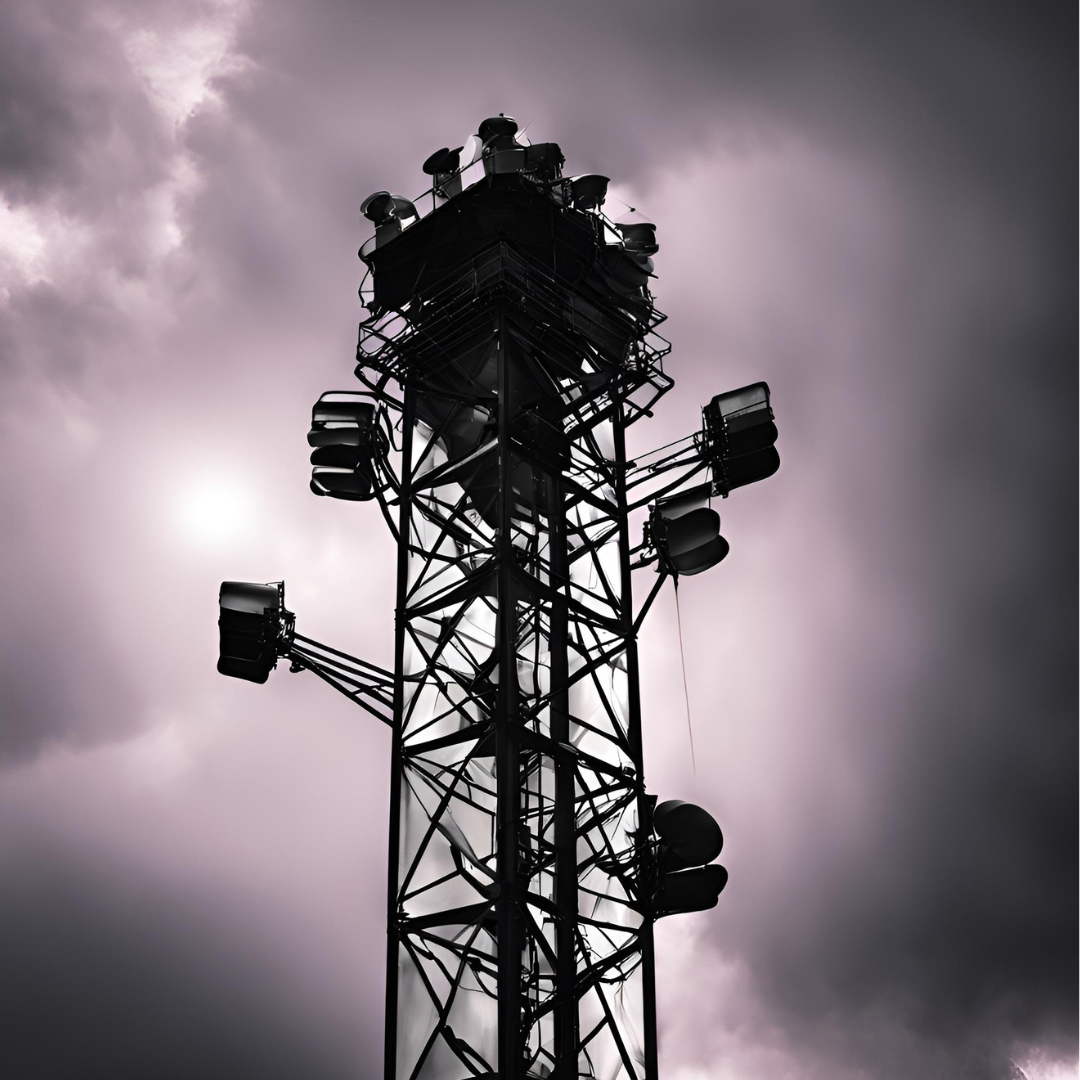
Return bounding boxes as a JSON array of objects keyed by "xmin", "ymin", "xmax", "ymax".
[
  {"xmin": 0, "ymin": 280, "xmax": 127, "ymax": 387},
  {"xmin": 0, "ymin": 824, "xmax": 371, "ymax": 1080},
  {"xmin": 0, "ymin": 615, "xmax": 141, "ymax": 765},
  {"xmin": 695, "ymin": 175, "xmax": 1077, "ymax": 1075},
  {"xmin": 226, "ymin": 0, "xmax": 1070, "ymax": 214},
  {"xmin": 0, "ymin": 0, "xmax": 176, "ymax": 406},
  {"xmin": 0, "ymin": 457, "xmax": 156, "ymax": 764},
  {"xmin": 0, "ymin": 0, "xmax": 169, "ymax": 210},
  {"xmin": 0, "ymin": 1, "xmax": 1073, "ymax": 1078}
]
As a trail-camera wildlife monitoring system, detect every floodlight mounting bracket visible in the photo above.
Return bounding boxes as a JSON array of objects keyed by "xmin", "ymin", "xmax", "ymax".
[{"xmin": 284, "ymin": 631, "xmax": 395, "ymax": 727}]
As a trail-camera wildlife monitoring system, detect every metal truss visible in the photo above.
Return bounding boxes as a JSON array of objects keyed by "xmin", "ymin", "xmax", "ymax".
[
  {"xmin": 286, "ymin": 632, "xmax": 396, "ymax": 728},
  {"xmin": 217, "ymin": 118, "xmax": 778, "ymax": 1080},
  {"xmin": 358, "ymin": 244, "xmax": 671, "ymax": 1080}
]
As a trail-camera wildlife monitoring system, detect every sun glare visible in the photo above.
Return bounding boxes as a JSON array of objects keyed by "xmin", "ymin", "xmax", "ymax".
[{"xmin": 175, "ymin": 475, "xmax": 255, "ymax": 545}]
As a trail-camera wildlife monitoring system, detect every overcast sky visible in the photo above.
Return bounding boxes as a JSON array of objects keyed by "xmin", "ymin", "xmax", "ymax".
[{"xmin": 0, "ymin": 1, "xmax": 1075, "ymax": 1078}]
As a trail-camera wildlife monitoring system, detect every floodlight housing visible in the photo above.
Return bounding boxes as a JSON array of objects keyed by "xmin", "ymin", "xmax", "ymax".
[
  {"xmin": 616, "ymin": 222, "xmax": 659, "ymax": 254},
  {"xmin": 654, "ymin": 864, "xmax": 729, "ymax": 916},
  {"xmin": 308, "ymin": 392, "xmax": 384, "ymax": 501},
  {"xmin": 478, "ymin": 115, "xmax": 527, "ymax": 176},
  {"xmin": 478, "ymin": 115, "xmax": 518, "ymax": 142},
  {"xmin": 650, "ymin": 484, "xmax": 729, "ymax": 576},
  {"xmin": 360, "ymin": 191, "xmax": 394, "ymax": 224},
  {"xmin": 703, "ymin": 381, "xmax": 780, "ymax": 495},
  {"xmin": 483, "ymin": 144, "xmax": 528, "ymax": 176},
  {"xmin": 652, "ymin": 800, "xmax": 728, "ymax": 916},
  {"xmin": 217, "ymin": 581, "xmax": 291, "ymax": 683},
  {"xmin": 359, "ymin": 192, "xmax": 419, "ymax": 253},
  {"xmin": 422, "ymin": 147, "xmax": 457, "ymax": 175},
  {"xmin": 423, "ymin": 145, "xmax": 465, "ymax": 199},
  {"xmin": 569, "ymin": 173, "xmax": 609, "ymax": 210},
  {"xmin": 653, "ymin": 799, "xmax": 724, "ymax": 871},
  {"xmin": 522, "ymin": 142, "xmax": 564, "ymax": 181}
]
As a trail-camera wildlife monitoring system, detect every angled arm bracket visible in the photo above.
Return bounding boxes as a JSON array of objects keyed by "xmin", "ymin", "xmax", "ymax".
[{"xmin": 217, "ymin": 580, "xmax": 395, "ymax": 729}]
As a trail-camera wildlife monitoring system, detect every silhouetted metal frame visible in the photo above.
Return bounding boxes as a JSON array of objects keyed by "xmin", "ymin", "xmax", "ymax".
[
  {"xmin": 495, "ymin": 307, "xmax": 525, "ymax": 1076},
  {"xmin": 384, "ymin": 392, "xmax": 414, "ymax": 1080},
  {"xmin": 360, "ymin": 242, "xmax": 674, "ymax": 1080},
  {"xmin": 614, "ymin": 410, "xmax": 659, "ymax": 1079}
]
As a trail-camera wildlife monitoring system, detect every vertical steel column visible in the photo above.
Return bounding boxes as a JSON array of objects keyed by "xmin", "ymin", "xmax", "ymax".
[
  {"xmin": 547, "ymin": 469, "xmax": 576, "ymax": 1078},
  {"xmin": 495, "ymin": 311, "xmax": 526, "ymax": 1077},
  {"xmin": 384, "ymin": 395, "xmax": 414, "ymax": 1080},
  {"xmin": 614, "ymin": 408, "xmax": 658, "ymax": 1080}
]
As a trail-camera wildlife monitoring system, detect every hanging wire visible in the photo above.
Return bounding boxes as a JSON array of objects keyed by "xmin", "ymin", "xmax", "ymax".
[{"xmin": 672, "ymin": 576, "xmax": 697, "ymax": 775}]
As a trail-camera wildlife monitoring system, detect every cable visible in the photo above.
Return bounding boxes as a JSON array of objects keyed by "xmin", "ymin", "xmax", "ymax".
[{"xmin": 672, "ymin": 576, "xmax": 697, "ymax": 775}]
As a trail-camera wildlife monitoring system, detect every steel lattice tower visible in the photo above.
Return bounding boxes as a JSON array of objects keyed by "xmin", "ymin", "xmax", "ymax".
[{"xmin": 217, "ymin": 116, "xmax": 779, "ymax": 1080}]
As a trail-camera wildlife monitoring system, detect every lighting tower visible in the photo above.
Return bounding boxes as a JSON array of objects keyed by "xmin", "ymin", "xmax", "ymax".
[{"xmin": 217, "ymin": 115, "xmax": 780, "ymax": 1080}]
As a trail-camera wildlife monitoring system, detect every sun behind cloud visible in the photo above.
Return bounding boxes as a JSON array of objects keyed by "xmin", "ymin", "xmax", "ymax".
[{"xmin": 174, "ymin": 473, "xmax": 257, "ymax": 547}]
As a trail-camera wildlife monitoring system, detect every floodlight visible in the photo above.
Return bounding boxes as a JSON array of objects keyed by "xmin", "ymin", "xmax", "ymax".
[
  {"xmin": 651, "ymin": 799, "xmax": 728, "ymax": 916},
  {"xmin": 310, "ymin": 459, "xmax": 374, "ymax": 499},
  {"xmin": 569, "ymin": 174, "xmax": 609, "ymax": 210},
  {"xmin": 307, "ymin": 396, "xmax": 378, "ymax": 446},
  {"xmin": 361, "ymin": 190, "xmax": 395, "ymax": 224},
  {"xmin": 653, "ymin": 864, "xmax": 729, "ymax": 916},
  {"xmin": 308, "ymin": 393, "xmax": 384, "ymax": 501},
  {"xmin": 360, "ymin": 191, "xmax": 419, "ymax": 250},
  {"xmin": 483, "ymin": 142, "xmax": 527, "ymax": 176},
  {"xmin": 650, "ymin": 484, "xmax": 729, "ymax": 575},
  {"xmin": 616, "ymin": 222, "xmax": 659, "ymax": 255},
  {"xmin": 702, "ymin": 381, "xmax": 780, "ymax": 495},
  {"xmin": 479, "ymin": 116, "xmax": 516, "ymax": 141},
  {"xmin": 476, "ymin": 117, "xmax": 525, "ymax": 176},
  {"xmin": 478, "ymin": 115, "xmax": 518, "ymax": 142},
  {"xmin": 422, "ymin": 147, "xmax": 456, "ymax": 175},
  {"xmin": 653, "ymin": 485, "xmax": 711, "ymax": 519},
  {"xmin": 652, "ymin": 800, "xmax": 724, "ymax": 871},
  {"xmin": 423, "ymin": 146, "xmax": 465, "ymax": 199},
  {"xmin": 217, "ymin": 581, "xmax": 288, "ymax": 684},
  {"xmin": 523, "ymin": 142, "xmax": 564, "ymax": 181}
]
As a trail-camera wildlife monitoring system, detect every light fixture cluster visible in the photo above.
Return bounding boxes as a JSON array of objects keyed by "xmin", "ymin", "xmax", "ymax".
[
  {"xmin": 217, "ymin": 581, "xmax": 292, "ymax": 684},
  {"xmin": 307, "ymin": 391, "xmax": 387, "ymax": 502},
  {"xmin": 650, "ymin": 799, "xmax": 728, "ymax": 917},
  {"xmin": 356, "ymin": 114, "xmax": 660, "ymax": 316},
  {"xmin": 645, "ymin": 381, "xmax": 780, "ymax": 577}
]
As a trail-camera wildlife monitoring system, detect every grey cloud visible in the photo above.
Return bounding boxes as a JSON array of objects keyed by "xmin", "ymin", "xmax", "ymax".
[
  {"xmin": 0, "ymin": 622, "xmax": 141, "ymax": 766},
  {"xmin": 0, "ymin": 0, "xmax": 1073, "ymax": 1077},
  {"xmin": 225, "ymin": 0, "xmax": 1069, "ymax": 210},
  {"xmin": 0, "ymin": 828, "xmax": 375, "ymax": 1080},
  {"xmin": 0, "ymin": 0, "xmax": 170, "ymax": 210},
  {"xmin": 694, "ymin": 184, "xmax": 1074, "ymax": 1080}
]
